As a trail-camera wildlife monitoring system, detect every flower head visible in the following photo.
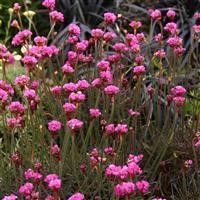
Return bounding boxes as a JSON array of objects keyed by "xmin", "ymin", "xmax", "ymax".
[
  {"xmin": 104, "ymin": 12, "xmax": 117, "ymax": 24},
  {"xmin": 48, "ymin": 120, "xmax": 62, "ymax": 132}
]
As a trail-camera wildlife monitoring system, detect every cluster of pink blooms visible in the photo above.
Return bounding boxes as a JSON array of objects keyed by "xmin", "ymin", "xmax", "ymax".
[
  {"xmin": 68, "ymin": 192, "xmax": 85, "ymax": 200},
  {"xmin": 149, "ymin": 9, "xmax": 162, "ymax": 21},
  {"xmin": 1, "ymin": 1, "xmax": 192, "ymax": 198},
  {"xmin": 168, "ymin": 85, "xmax": 187, "ymax": 109},
  {"xmin": 148, "ymin": 9, "xmax": 185, "ymax": 56},
  {"xmin": 12, "ymin": 29, "xmax": 32, "ymax": 46},
  {"xmin": 50, "ymin": 10, "xmax": 64, "ymax": 23},
  {"xmin": 48, "ymin": 120, "xmax": 62, "ymax": 133},
  {"xmin": 67, "ymin": 118, "xmax": 84, "ymax": 132},
  {"xmin": 2, "ymin": 194, "xmax": 18, "ymax": 200},
  {"xmin": 42, "ymin": 0, "xmax": 56, "ymax": 11},
  {"xmin": 42, "ymin": 0, "xmax": 64, "ymax": 22},
  {"xmin": 5, "ymin": 170, "xmax": 62, "ymax": 199},
  {"xmin": 0, "ymin": 43, "xmax": 15, "ymax": 64},
  {"xmin": 194, "ymin": 132, "xmax": 200, "ymax": 149},
  {"xmin": 88, "ymin": 148, "xmax": 106, "ymax": 169},
  {"xmin": 44, "ymin": 174, "xmax": 62, "ymax": 191},
  {"xmin": 89, "ymin": 108, "xmax": 102, "ymax": 119},
  {"xmin": 106, "ymin": 154, "xmax": 150, "ymax": 198},
  {"xmin": 184, "ymin": 159, "xmax": 193, "ymax": 168},
  {"xmin": 104, "ymin": 123, "xmax": 128, "ymax": 137},
  {"xmin": 193, "ymin": 12, "xmax": 200, "ymax": 37}
]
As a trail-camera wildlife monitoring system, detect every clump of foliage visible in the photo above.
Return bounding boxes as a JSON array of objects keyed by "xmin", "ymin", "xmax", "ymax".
[{"xmin": 0, "ymin": 1, "xmax": 200, "ymax": 200}]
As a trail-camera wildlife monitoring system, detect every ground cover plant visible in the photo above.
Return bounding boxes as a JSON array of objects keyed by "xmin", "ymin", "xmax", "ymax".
[{"xmin": 0, "ymin": 1, "xmax": 200, "ymax": 199}]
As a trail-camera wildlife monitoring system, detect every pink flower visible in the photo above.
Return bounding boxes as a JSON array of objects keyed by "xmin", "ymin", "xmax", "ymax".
[
  {"xmin": 97, "ymin": 60, "xmax": 110, "ymax": 71},
  {"xmin": 104, "ymin": 12, "xmax": 117, "ymax": 24},
  {"xmin": 136, "ymin": 33, "xmax": 145, "ymax": 42},
  {"xmin": 68, "ymin": 51, "xmax": 77, "ymax": 63},
  {"xmin": 45, "ymin": 195, "xmax": 54, "ymax": 200},
  {"xmin": 63, "ymin": 82, "xmax": 77, "ymax": 93},
  {"xmin": 19, "ymin": 182, "xmax": 34, "ymax": 196},
  {"xmin": 104, "ymin": 85, "xmax": 120, "ymax": 96},
  {"xmin": 89, "ymin": 108, "xmax": 101, "ymax": 118},
  {"xmin": 173, "ymin": 96, "xmax": 185, "ymax": 107},
  {"xmin": 62, "ymin": 63, "xmax": 74, "ymax": 75},
  {"xmin": 68, "ymin": 36, "xmax": 78, "ymax": 44},
  {"xmin": 174, "ymin": 47, "xmax": 186, "ymax": 56},
  {"xmin": 0, "ymin": 43, "xmax": 15, "ymax": 64},
  {"xmin": 193, "ymin": 25, "xmax": 200, "ymax": 34},
  {"xmin": 48, "ymin": 178, "xmax": 61, "ymax": 191},
  {"xmin": 76, "ymin": 40, "xmax": 89, "ymax": 52},
  {"xmin": 149, "ymin": 9, "xmax": 162, "ymax": 21},
  {"xmin": 78, "ymin": 54, "xmax": 93, "ymax": 63},
  {"xmin": 105, "ymin": 164, "xmax": 122, "ymax": 179},
  {"xmin": 194, "ymin": 12, "xmax": 200, "ymax": 19},
  {"xmin": 50, "ymin": 86, "xmax": 62, "ymax": 96},
  {"xmin": 100, "ymin": 71, "xmax": 113, "ymax": 83},
  {"xmin": 184, "ymin": 160, "xmax": 193, "ymax": 168},
  {"xmin": 107, "ymin": 53, "xmax": 122, "ymax": 63},
  {"xmin": 77, "ymin": 80, "xmax": 90, "ymax": 91},
  {"xmin": 170, "ymin": 86, "xmax": 186, "ymax": 96},
  {"xmin": 34, "ymin": 36, "xmax": 47, "ymax": 46},
  {"xmin": 127, "ymin": 162, "xmax": 142, "ymax": 177},
  {"xmin": 24, "ymin": 169, "xmax": 43, "ymax": 182},
  {"xmin": 23, "ymin": 89, "xmax": 36, "ymax": 100},
  {"xmin": 50, "ymin": 11, "xmax": 64, "ymax": 22},
  {"xmin": 104, "ymin": 147, "xmax": 115, "ymax": 156},
  {"xmin": 167, "ymin": 36, "xmax": 182, "ymax": 48},
  {"xmin": 15, "ymin": 75, "xmax": 30, "ymax": 88},
  {"xmin": 51, "ymin": 144, "xmax": 60, "ymax": 157},
  {"xmin": 2, "ymin": 194, "xmax": 17, "ymax": 200},
  {"xmin": 195, "ymin": 140, "xmax": 200, "ymax": 148},
  {"xmin": 69, "ymin": 91, "xmax": 86, "ymax": 103},
  {"xmin": 130, "ymin": 42, "xmax": 140, "ymax": 54},
  {"xmin": 42, "ymin": 0, "xmax": 56, "ymax": 10},
  {"xmin": 67, "ymin": 118, "xmax": 83, "ymax": 131},
  {"xmin": 113, "ymin": 43, "xmax": 127, "ymax": 53},
  {"xmin": 105, "ymin": 124, "xmax": 115, "ymax": 135},
  {"xmin": 136, "ymin": 180, "xmax": 150, "ymax": 193},
  {"xmin": 6, "ymin": 117, "xmax": 23, "ymax": 129},
  {"xmin": 166, "ymin": 9, "xmax": 176, "ymax": 20},
  {"xmin": 31, "ymin": 80, "xmax": 39, "ymax": 90},
  {"xmin": 103, "ymin": 32, "xmax": 117, "ymax": 42},
  {"xmin": 114, "ymin": 182, "xmax": 136, "ymax": 197},
  {"xmin": 12, "ymin": 29, "xmax": 32, "ymax": 46},
  {"xmin": 45, "ymin": 174, "xmax": 59, "ymax": 183},
  {"xmin": 48, "ymin": 120, "xmax": 62, "ymax": 132},
  {"xmin": 10, "ymin": 19, "xmax": 19, "ymax": 28},
  {"xmin": 68, "ymin": 192, "xmax": 85, "ymax": 200},
  {"xmin": 91, "ymin": 28, "xmax": 104, "ymax": 39},
  {"xmin": 91, "ymin": 78, "xmax": 102, "ymax": 88},
  {"xmin": 154, "ymin": 33, "xmax": 162, "ymax": 43},
  {"xmin": 115, "ymin": 123, "xmax": 128, "ymax": 135},
  {"xmin": 63, "ymin": 102, "xmax": 76, "ymax": 114},
  {"xmin": 128, "ymin": 154, "xmax": 143, "ymax": 163},
  {"xmin": 0, "ymin": 88, "xmax": 8, "ymax": 103},
  {"xmin": 154, "ymin": 49, "xmax": 166, "ymax": 59},
  {"xmin": 68, "ymin": 24, "xmax": 81, "ymax": 36},
  {"xmin": 128, "ymin": 109, "xmax": 140, "ymax": 117},
  {"xmin": 13, "ymin": 3, "xmax": 21, "ymax": 12},
  {"xmin": 8, "ymin": 101, "xmax": 25, "ymax": 115},
  {"xmin": 135, "ymin": 54, "xmax": 144, "ymax": 65},
  {"xmin": 164, "ymin": 22, "xmax": 178, "ymax": 35},
  {"xmin": 129, "ymin": 21, "xmax": 142, "ymax": 30},
  {"xmin": 22, "ymin": 55, "xmax": 38, "ymax": 72},
  {"xmin": 133, "ymin": 65, "xmax": 145, "ymax": 76}
]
